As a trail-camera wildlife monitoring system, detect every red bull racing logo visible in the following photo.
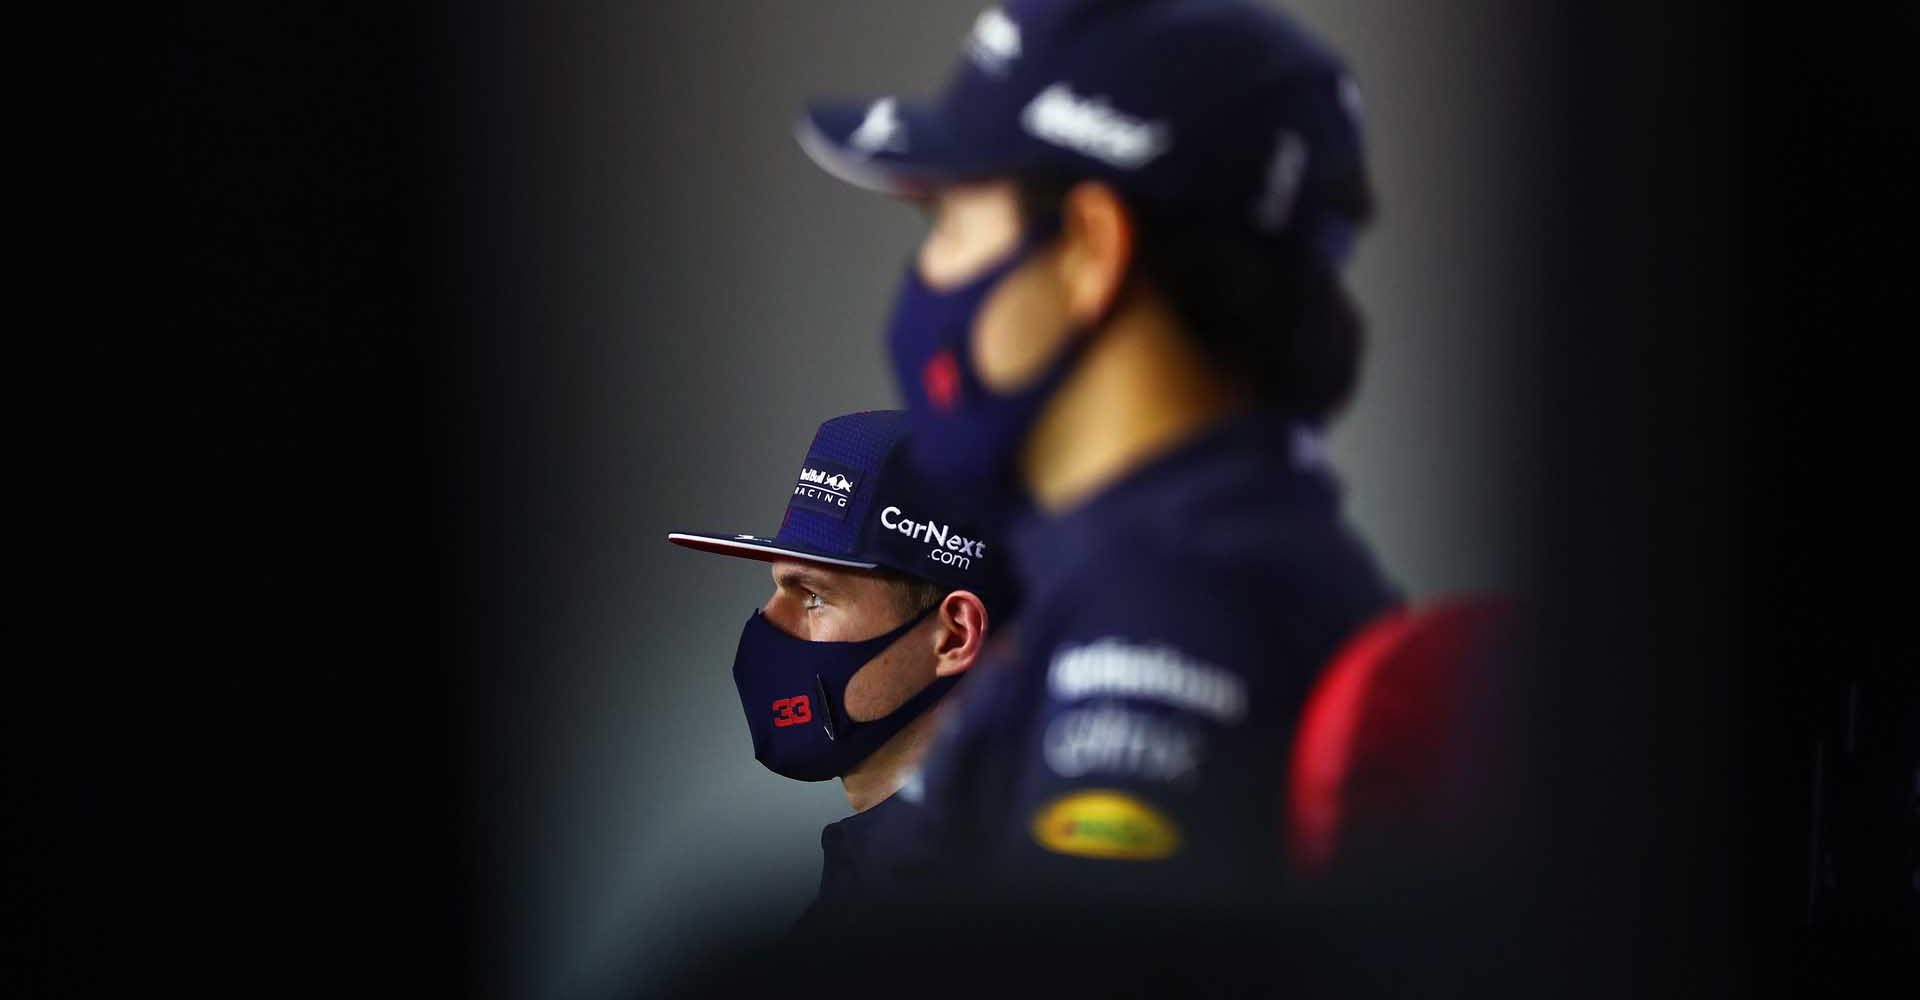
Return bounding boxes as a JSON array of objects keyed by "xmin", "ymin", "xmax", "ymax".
[{"xmin": 791, "ymin": 457, "xmax": 862, "ymax": 521}]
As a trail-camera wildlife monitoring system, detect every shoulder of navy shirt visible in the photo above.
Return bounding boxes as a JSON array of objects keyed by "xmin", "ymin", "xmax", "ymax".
[
  {"xmin": 897, "ymin": 408, "xmax": 1402, "ymax": 904},
  {"xmin": 786, "ymin": 792, "xmax": 946, "ymax": 938},
  {"xmin": 1011, "ymin": 408, "xmax": 1394, "ymax": 669}
]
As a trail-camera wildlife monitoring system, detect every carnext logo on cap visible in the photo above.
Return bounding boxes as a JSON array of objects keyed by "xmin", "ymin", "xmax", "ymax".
[
  {"xmin": 881, "ymin": 505, "xmax": 985, "ymax": 570},
  {"xmin": 791, "ymin": 457, "xmax": 861, "ymax": 520}
]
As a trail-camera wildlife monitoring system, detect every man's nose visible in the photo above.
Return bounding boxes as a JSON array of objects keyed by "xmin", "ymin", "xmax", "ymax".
[{"xmin": 760, "ymin": 591, "xmax": 805, "ymax": 639}]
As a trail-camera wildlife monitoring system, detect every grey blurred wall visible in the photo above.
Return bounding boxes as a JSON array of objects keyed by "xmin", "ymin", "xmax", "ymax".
[{"xmin": 463, "ymin": 3, "xmax": 1553, "ymax": 996}]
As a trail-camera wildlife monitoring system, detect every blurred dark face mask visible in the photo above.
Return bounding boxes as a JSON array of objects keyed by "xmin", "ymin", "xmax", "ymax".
[
  {"xmin": 729, "ymin": 603, "xmax": 955, "ymax": 782},
  {"xmin": 881, "ymin": 216, "xmax": 1094, "ymax": 501}
]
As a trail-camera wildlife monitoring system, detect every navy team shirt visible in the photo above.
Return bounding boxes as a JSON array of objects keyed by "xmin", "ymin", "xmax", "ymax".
[
  {"xmin": 881, "ymin": 407, "xmax": 1402, "ymax": 908},
  {"xmin": 787, "ymin": 792, "xmax": 933, "ymax": 937}
]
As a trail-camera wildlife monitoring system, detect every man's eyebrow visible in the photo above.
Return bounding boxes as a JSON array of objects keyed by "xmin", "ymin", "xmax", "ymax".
[{"xmin": 774, "ymin": 567, "xmax": 835, "ymax": 593}]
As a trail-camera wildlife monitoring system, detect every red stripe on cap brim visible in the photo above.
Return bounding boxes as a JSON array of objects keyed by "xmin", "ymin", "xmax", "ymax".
[{"xmin": 665, "ymin": 532, "xmax": 880, "ymax": 571}]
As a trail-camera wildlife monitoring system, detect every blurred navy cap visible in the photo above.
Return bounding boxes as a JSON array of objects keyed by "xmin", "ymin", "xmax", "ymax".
[
  {"xmin": 796, "ymin": 0, "xmax": 1369, "ymax": 264},
  {"xmin": 669, "ymin": 410, "xmax": 1016, "ymax": 617}
]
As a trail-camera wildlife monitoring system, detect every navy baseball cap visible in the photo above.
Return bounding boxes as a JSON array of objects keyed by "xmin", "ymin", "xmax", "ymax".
[
  {"xmin": 796, "ymin": 0, "xmax": 1370, "ymax": 263},
  {"xmin": 668, "ymin": 410, "xmax": 1014, "ymax": 612}
]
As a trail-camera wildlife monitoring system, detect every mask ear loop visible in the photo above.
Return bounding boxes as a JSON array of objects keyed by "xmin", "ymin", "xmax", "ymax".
[
  {"xmin": 811, "ymin": 598, "xmax": 941, "ymax": 740},
  {"xmin": 1013, "ymin": 203, "xmax": 1134, "ymax": 378}
]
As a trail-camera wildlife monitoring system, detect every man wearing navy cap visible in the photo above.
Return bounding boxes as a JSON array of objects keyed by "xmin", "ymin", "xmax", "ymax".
[
  {"xmin": 667, "ymin": 409, "xmax": 1013, "ymax": 929},
  {"xmin": 792, "ymin": 0, "xmax": 1401, "ymax": 912}
]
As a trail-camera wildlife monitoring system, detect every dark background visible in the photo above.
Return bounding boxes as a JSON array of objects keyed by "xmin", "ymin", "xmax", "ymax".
[{"xmin": 18, "ymin": 2, "xmax": 1914, "ymax": 997}]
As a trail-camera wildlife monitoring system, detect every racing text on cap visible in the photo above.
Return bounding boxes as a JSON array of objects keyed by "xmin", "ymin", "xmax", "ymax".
[{"xmin": 791, "ymin": 456, "xmax": 862, "ymax": 520}]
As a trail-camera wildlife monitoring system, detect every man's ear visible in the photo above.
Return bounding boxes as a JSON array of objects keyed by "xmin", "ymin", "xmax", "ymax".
[
  {"xmin": 1055, "ymin": 179, "xmax": 1135, "ymax": 325},
  {"xmin": 930, "ymin": 590, "xmax": 990, "ymax": 677}
]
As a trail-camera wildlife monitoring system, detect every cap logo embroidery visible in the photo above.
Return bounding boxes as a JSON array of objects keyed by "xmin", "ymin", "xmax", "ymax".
[
  {"xmin": 797, "ymin": 467, "xmax": 857, "ymax": 493},
  {"xmin": 1338, "ymin": 75, "xmax": 1365, "ymax": 122},
  {"xmin": 966, "ymin": 7, "xmax": 1021, "ymax": 76},
  {"xmin": 1020, "ymin": 83, "xmax": 1170, "ymax": 169},
  {"xmin": 1252, "ymin": 129, "xmax": 1309, "ymax": 233},
  {"xmin": 881, "ymin": 504, "xmax": 985, "ymax": 570},
  {"xmin": 791, "ymin": 457, "xmax": 863, "ymax": 520},
  {"xmin": 849, "ymin": 97, "xmax": 907, "ymax": 155}
]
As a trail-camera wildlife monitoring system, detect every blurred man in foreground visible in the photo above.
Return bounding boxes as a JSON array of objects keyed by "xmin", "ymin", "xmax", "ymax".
[{"xmin": 794, "ymin": 0, "xmax": 1399, "ymax": 908}]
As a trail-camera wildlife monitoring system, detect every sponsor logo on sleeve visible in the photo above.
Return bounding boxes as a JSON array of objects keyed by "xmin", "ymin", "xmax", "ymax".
[
  {"xmin": 1048, "ymin": 639, "xmax": 1248, "ymax": 725},
  {"xmin": 1042, "ymin": 703, "xmax": 1203, "ymax": 782},
  {"xmin": 790, "ymin": 456, "xmax": 862, "ymax": 520},
  {"xmin": 1030, "ymin": 789, "xmax": 1181, "ymax": 861}
]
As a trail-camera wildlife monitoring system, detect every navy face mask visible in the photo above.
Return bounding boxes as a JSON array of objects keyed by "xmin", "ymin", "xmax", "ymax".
[
  {"xmin": 883, "ymin": 220, "xmax": 1095, "ymax": 499},
  {"xmin": 730, "ymin": 603, "xmax": 955, "ymax": 782}
]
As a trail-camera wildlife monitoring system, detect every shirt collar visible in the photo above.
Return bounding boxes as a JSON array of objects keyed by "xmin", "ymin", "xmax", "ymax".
[{"xmin": 1009, "ymin": 408, "xmax": 1340, "ymax": 604}]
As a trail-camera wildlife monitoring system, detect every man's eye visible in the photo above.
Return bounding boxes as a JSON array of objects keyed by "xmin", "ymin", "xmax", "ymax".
[{"xmin": 804, "ymin": 592, "xmax": 824, "ymax": 611}]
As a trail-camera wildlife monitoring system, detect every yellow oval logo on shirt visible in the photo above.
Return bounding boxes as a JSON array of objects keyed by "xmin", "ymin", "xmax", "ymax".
[{"xmin": 1030, "ymin": 790, "xmax": 1182, "ymax": 861}]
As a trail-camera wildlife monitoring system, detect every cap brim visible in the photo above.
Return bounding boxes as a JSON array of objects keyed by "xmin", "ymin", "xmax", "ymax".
[
  {"xmin": 666, "ymin": 531, "xmax": 880, "ymax": 571},
  {"xmin": 795, "ymin": 98, "xmax": 983, "ymax": 196}
]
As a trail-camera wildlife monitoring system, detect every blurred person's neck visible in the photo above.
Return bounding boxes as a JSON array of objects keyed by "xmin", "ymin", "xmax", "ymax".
[
  {"xmin": 1022, "ymin": 291, "xmax": 1247, "ymax": 514},
  {"xmin": 839, "ymin": 701, "xmax": 943, "ymax": 812}
]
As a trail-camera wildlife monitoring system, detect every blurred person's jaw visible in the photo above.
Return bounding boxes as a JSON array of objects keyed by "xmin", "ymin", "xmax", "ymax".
[
  {"xmin": 913, "ymin": 179, "xmax": 1247, "ymax": 513},
  {"xmin": 762, "ymin": 559, "xmax": 987, "ymax": 811}
]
